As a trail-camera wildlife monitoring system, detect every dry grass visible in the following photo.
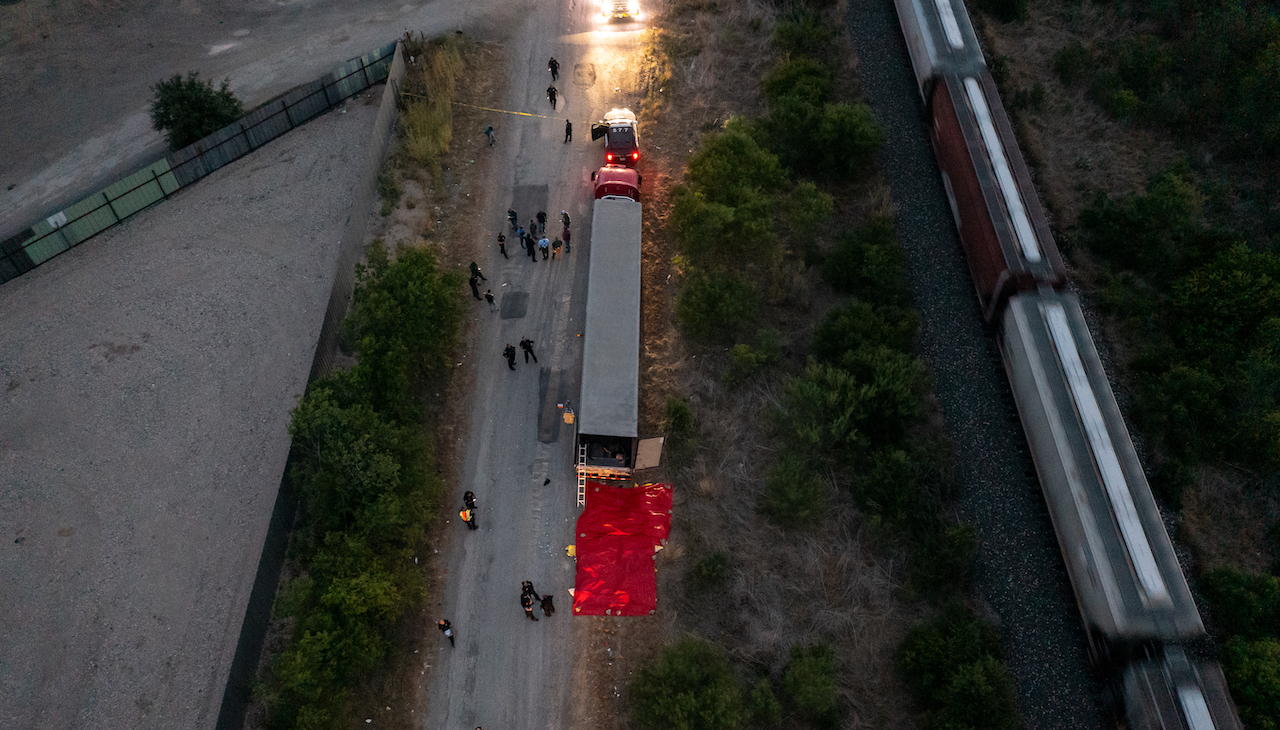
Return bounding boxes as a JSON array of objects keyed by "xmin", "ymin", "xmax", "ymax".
[
  {"xmin": 1181, "ymin": 465, "xmax": 1280, "ymax": 576},
  {"xmin": 399, "ymin": 35, "xmax": 464, "ymax": 182},
  {"xmin": 603, "ymin": 1, "xmax": 932, "ymax": 727}
]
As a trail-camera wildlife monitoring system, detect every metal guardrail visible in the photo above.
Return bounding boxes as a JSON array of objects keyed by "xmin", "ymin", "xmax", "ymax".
[{"xmin": 1, "ymin": 40, "xmax": 398, "ymax": 285}]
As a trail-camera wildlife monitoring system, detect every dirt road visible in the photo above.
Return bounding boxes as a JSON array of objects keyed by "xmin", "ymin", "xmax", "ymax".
[{"xmin": 421, "ymin": 10, "xmax": 648, "ymax": 730}]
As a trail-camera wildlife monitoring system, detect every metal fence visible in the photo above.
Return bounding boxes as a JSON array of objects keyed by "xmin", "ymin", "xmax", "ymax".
[{"xmin": 1, "ymin": 40, "xmax": 398, "ymax": 285}]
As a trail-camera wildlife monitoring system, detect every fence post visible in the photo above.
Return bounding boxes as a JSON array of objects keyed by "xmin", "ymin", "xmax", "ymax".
[{"xmin": 103, "ymin": 191, "xmax": 121, "ymax": 223}]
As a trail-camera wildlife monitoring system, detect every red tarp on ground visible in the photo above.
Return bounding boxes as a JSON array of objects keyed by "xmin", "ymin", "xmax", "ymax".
[{"xmin": 573, "ymin": 481, "xmax": 673, "ymax": 616}]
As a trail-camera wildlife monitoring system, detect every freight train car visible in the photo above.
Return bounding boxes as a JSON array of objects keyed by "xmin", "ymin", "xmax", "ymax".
[{"xmin": 999, "ymin": 291, "xmax": 1203, "ymax": 662}]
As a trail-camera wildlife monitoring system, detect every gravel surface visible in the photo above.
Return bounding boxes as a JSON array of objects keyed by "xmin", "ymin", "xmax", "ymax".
[
  {"xmin": 846, "ymin": 3, "xmax": 1107, "ymax": 728},
  {"xmin": 0, "ymin": 94, "xmax": 380, "ymax": 730}
]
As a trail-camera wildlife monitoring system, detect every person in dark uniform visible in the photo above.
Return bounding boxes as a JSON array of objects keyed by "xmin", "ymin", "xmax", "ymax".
[
  {"xmin": 497, "ymin": 232, "xmax": 508, "ymax": 258},
  {"xmin": 548, "ymin": 56, "xmax": 560, "ymax": 81},
  {"xmin": 438, "ymin": 619, "xmax": 454, "ymax": 647},
  {"xmin": 469, "ymin": 261, "xmax": 487, "ymax": 281},
  {"xmin": 540, "ymin": 594, "xmax": 555, "ymax": 616},
  {"xmin": 508, "ymin": 208, "xmax": 518, "ymax": 231},
  {"xmin": 519, "ymin": 337, "xmax": 537, "ymax": 363},
  {"xmin": 521, "ymin": 591, "xmax": 538, "ymax": 621},
  {"xmin": 468, "ymin": 274, "xmax": 481, "ymax": 300},
  {"xmin": 463, "ymin": 491, "xmax": 477, "ymax": 510},
  {"xmin": 564, "ymin": 119, "xmax": 572, "ymax": 143},
  {"xmin": 503, "ymin": 344, "xmax": 517, "ymax": 370}
]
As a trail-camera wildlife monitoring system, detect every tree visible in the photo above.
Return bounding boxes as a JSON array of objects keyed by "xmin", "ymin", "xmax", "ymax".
[
  {"xmin": 630, "ymin": 639, "xmax": 743, "ymax": 730},
  {"xmin": 149, "ymin": 72, "xmax": 244, "ymax": 149},
  {"xmin": 784, "ymin": 643, "xmax": 839, "ymax": 727}
]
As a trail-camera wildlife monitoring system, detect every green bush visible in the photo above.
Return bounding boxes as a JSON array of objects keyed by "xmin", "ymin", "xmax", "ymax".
[
  {"xmin": 811, "ymin": 300, "xmax": 918, "ymax": 364},
  {"xmin": 339, "ymin": 243, "xmax": 464, "ymax": 420},
  {"xmin": 1171, "ymin": 244, "xmax": 1280, "ymax": 368},
  {"xmin": 689, "ymin": 550, "xmax": 730, "ymax": 589},
  {"xmin": 762, "ymin": 56, "xmax": 833, "ymax": 107},
  {"xmin": 687, "ymin": 124, "xmax": 789, "ymax": 208},
  {"xmin": 784, "ymin": 643, "xmax": 839, "ymax": 728},
  {"xmin": 676, "ymin": 270, "xmax": 760, "ymax": 344},
  {"xmin": 377, "ymin": 167, "xmax": 402, "ymax": 216},
  {"xmin": 821, "ymin": 216, "xmax": 904, "ymax": 304},
  {"xmin": 910, "ymin": 522, "xmax": 979, "ymax": 596},
  {"xmin": 664, "ymin": 396, "xmax": 699, "ymax": 465},
  {"xmin": 725, "ymin": 329, "xmax": 783, "ymax": 386},
  {"xmin": 762, "ymin": 453, "xmax": 827, "ymax": 529},
  {"xmin": 815, "ymin": 103, "xmax": 884, "ymax": 179},
  {"xmin": 1200, "ymin": 567, "xmax": 1280, "ymax": 640},
  {"xmin": 1052, "ymin": 41, "xmax": 1091, "ymax": 87},
  {"xmin": 777, "ymin": 349, "xmax": 926, "ymax": 462},
  {"xmin": 1135, "ymin": 364, "xmax": 1226, "ymax": 462},
  {"xmin": 899, "ymin": 604, "xmax": 1016, "ymax": 729},
  {"xmin": 748, "ymin": 678, "xmax": 783, "ymax": 727},
  {"xmin": 1222, "ymin": 637, "xmax": 1280, "ymax": 730},
  {"xmin": 630, "ymin": 639, "xmax": 743, "ymax": 730},
  {"xmin": 149, "ymin": 72, "xmax": 244, "ymax": 150},
  {"xmin": 670, "ymin": 185, "xmax": 777, "ymax": 267},
  {"xmin": 851, "ymin": 447, "xmax": 926, "ymax": 527},
  {"xmin": 771, "ymin": 9, "xmax": 835, "ymax": 59}
]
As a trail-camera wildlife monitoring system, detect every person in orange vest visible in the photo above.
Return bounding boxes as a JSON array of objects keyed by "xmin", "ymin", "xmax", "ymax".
[{"xmin": 459, "ymin": 505, "xmax": 477, "ymax": 530}]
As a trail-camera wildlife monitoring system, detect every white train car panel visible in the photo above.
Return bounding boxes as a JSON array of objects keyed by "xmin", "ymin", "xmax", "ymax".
[
  {"xmin": 893, "ymin": 0, "xmax": 986, "ymax": 100},
  {"xmin": 999, "ymin": 292, "xmax": 1202, "ymax": 656},
  {"xmin": 1122, "ymin": 649, "xmax": 1243, "ymax": 730}
]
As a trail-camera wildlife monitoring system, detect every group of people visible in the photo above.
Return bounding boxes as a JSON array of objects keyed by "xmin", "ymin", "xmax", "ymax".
[
  {"xmin": 502, "ymin": 337, "xmax": 537, "ymax": 370},
  {"xmin": 506, "ymin": 208, "xmax": 571, "ymax": 263},
  {"xmin": 520, "ymin": 581, "xmax": 555, "ymax": 621}
]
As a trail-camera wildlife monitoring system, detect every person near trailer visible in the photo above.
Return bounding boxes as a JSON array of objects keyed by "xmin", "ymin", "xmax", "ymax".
[
  {"xmin": 463, "ymin": 491, "xmax": 477, "ymax": 510},
  {"xmin": 469, "ymin": 261, "xmax": 487, "ymax": 281},
  {"xmin": 468, "ymin": 274, "xmax": 481, "ymax": 300},
  {"xmin": 496, "ymin": 232, "xmax": 508, "ymax": 258},
  {"xmin": 547, "ymin": 85, "xmax": 558, "ymax": 109},
  {"xmin": 551, "ymin": 238, "xmax": 562, "ymax": 259},
  {"xmin": 503, "ymin": 343, "xmax": 517, "ymax": 370},
  {"xmin": 536, "ymin": 210, "xmax": 547, "ymax": 234},
  {"xmin": 526, "ymin": 233, "xmax": 538, "ymax": 262},
  {"xmin": 484, "ymin": 290, "xmax": 496, "ymax": 311},
  {"xmin": 538, "ymin": 237, "xmax": 550, "ymax": 259},
  {"xmin": 561, "ymin": 226, "xmax": 571, "ymax": 253},
  {"xmin": 508, "ymin": 208, "xmax": 518, "ymax": 231},
  {"xmin": 564, "ymin": 119, "xmax": 572, "ymax": 143},
  {"xmin": 561, "ymin": 210, "xmax": 571, "ymax": 229},
  {"xmin": 519, "ymin": 337, "xmax": 537, "ymax": 363},
  {"xmin": 521, "ymin": 591, "xmax": 539, "ymax": 621},
  {"xmin": 540, "ymin": 594, "xmax": 555, "ymax": 616},
  {"xmin": 548, "ymin": 56, "xmax": 560, "ymax": 81}
]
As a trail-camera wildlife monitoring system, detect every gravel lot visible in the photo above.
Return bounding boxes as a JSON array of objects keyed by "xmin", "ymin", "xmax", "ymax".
[
  {"xmin": 0, "ymin": 92, "xmax": 380, "ymax": 730},
  {"xmin": 846, "ymin": 3, "xmax": 1107, "ymax": 728}
]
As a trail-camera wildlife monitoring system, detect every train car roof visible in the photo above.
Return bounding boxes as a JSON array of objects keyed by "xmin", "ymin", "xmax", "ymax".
[
  {"xmin": 579, "ymin": 196, "xmax": 642, "ymax": 439},
  {"xmin": 1122, "ymin": 650, "xmax": 1243, "ymax": 730},
  {"xmin": 893, "ymin": 0, "xmax": 986, "ymax": 99},
  {"xmin": 1000, "ymin": 292, "xmax": 1202, "ymax": 644},
  {"xmin": 939, "ymin": 71, "xmax": 1065, "ymax": 288}
]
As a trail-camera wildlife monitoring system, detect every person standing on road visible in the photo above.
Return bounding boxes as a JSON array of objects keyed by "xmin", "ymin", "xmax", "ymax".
[
  {"xmin": 484, "ymin": 124, "xmax": 495, "ymax": 146},
  {"xmin": 497, "ymin": 232, "xmax": 507, "ymax": 258},
  {"xmin": 521, "ymin": 591, "xmax": 538, "ymax": 621},
  {"xmin": 469, "ymin": 261, "xmax": 487, "ymax": 281},
  {"xmin": 551, "ymin": 238, "xmax": 562, "ymax": 259},
  {"xmin": 526, "ymin": 233, "xmax": 538, "ymax": 263},
  {"xmin": 520, "ymin": 337, "xmax": 538, "ymax": 364},
  {"xmin": 536, "ymin": 210, "xmax": 547, "ymax": 234},
  {"xmin": 562, "ymin": 226, "xmax": 571, "ymax": 253},
  {"xmin": 547, "ymin": 85, "xmax": 558, "ymax": 109},
  {"xmin": 508, "ymin": 208, "xmax": 519, "ymax": 231},
  {"xmin": 522, "ymin": 580, "xmax": 542, "ymax": 602},
  {"xmin": 484, "ymin": 290, "xmax": 496, "ymax": 311},
  {"xmin": 503, "ymin": 344, "xmax": 517, "ymax": 370},
  {"xmin": 561, "ymin": 210, "xmax": 571, "ymax": 229},
  {"xmin": 564, "ymin": 119, "xmax": 572, "ymax": 143},
  {"xmin": 438, "ymin": 619, "xmax": 455, "ymax": 647},
  {"xmin": 468, "ymin": 274, "xmax": 481, "ymax": 300},
  {"xmin": 464, "ymin": 491, "xmax": 477, "ymax": 510},
  {"xmin": 541, "ymin": 594, "xmax": 555, "ymax": 616},
  {"xmin": 548, "ymin": 57, "xmax": 560, "ymax": 81},
  {"xmin": 516, "ymin": 225, "xmax": 525, "ymax": 246},
  {"xmin": 538, "ymin": 237, "xmax": 550, "ymax": 259},
  {"xmin": 459, "ymin": 505, "xmax": 477, "ymax": 530}
]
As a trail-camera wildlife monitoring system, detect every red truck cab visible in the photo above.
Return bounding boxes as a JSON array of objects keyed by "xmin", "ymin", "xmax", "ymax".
[{"xmin": 592, "ymin": 165, "xmax": 641, "ymax": 201}]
